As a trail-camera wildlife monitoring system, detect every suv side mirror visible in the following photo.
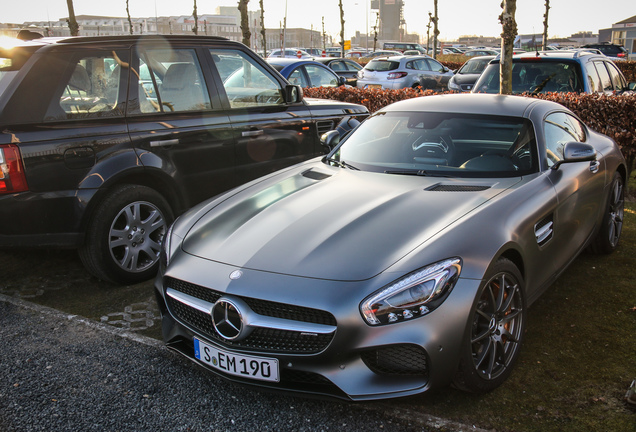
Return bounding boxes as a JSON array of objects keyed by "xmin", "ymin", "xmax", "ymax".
[
  {"xmin": 320, "ymin": 130, "xmax": 340, "ymax": 152},
  {"xmin": 285, "ymin": 85, "xmax": 303, "ymax": 103},
  {"xmin": 552, "ymin": 142, "xmax": 597, "ymax": 169}
]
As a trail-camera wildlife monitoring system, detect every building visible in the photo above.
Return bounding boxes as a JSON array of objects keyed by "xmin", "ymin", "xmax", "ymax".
[{"xmin": 610, "ymin": 14, "xmax": 636, "ymax": 59}]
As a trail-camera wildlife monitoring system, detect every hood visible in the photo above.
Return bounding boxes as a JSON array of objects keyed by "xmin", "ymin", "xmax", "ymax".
[{"xmin": 182, "ymin": 165, "xmax": 519, "ymax": 281}]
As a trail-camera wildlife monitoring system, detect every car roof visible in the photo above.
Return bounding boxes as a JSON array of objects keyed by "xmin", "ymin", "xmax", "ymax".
[{"xmin": 380, "ymin": 93, "xmax": 564, "ymax": 118}]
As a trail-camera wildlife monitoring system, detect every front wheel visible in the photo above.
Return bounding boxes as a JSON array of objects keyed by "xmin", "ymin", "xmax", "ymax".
[
  {"xmin": 453, "ymin": 258, "xmax": 526, "ymax": 393},
  {"xmin": 79, "ymin": 184, "xmax": 173, "ymax": 285},
  {"xmin": 589, "ymin": 171, "xmax": 624, "ymax": 254}
]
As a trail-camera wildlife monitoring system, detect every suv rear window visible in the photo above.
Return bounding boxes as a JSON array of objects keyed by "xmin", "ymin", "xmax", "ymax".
[
  {"xmin": 365, "ymin": 60, "xmax": 400, "ymax": 72},
  {"xmin": 0, "ymin": 46, "xmax": 36, "ymax": 97}
]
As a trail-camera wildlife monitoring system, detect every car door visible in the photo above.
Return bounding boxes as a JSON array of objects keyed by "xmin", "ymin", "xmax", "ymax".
[
  {"xmin": 126, "ymin": 43, "xmax": 236, "ymax": 209},
  {"xmin": 210, "ymin": 49, "xmax": 317, "ymax": 182},
  {"xmin": 543, "ymin": 111, "xmax": 606, "ymax": 270}
]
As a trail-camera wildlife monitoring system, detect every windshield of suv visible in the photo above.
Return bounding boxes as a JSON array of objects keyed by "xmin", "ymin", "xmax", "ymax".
[
  {"xmin": 458, "ymin": 57, "xmax": 492, "ymax": 75},
  {"xmin": 365, "ymin": 60, "xmax": 400, "ymax": 72},
  {"xmin": 475, "ymin": 59, "xmax": 585, "ymax": 94},
  {"xmin": 328, "ymin": 111, "xmax": 538, "ymax": 178}
]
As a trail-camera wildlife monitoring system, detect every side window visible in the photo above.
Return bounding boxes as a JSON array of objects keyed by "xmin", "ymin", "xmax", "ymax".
[
  {"xmin": 415, "ymin": 60, "xmax": 430, "ymax": 71},
  {"xmin": 426, "ymin": 59, "xmax": 445, "ymax": 73},
  {"xmin": 544, "ymin": 112, "xmax": 586, "ymax": 167},
  {"xmin": 287, "ymin": 68, "xmax": 308, "ymax": 87},
  {"xmin": 344, "ymin": 61, "xmax": 361, "ymax": 72},
  {"xmin": 304, "ymin": 65, "xmax": 338, "ymax": 87},
  {"xmin": 593, "ymin": 62, "xmax": 613, "ymax": 92},
  {"xmin": 606, "ymin": 62, "xmax": 627, "ymax": 91},
  {"xmin": 585, "ymin": 62, "xmax": 601, "ymax": 92},
  {"xmin": 135, "ymin": 48, "xmax": 212, "ymax": 114},
  {"xmin": 48, "ymin": 51, "xmax": 127, "ymax": 120},
  {"xmin": 211, "ymin": 49, "xmax": 284, "ymax": 108}
]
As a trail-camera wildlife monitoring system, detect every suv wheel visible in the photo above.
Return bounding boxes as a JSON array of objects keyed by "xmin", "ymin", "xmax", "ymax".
[{"xmin": 79, "ymin": 185, "xmax": 173, "ymax": 284}]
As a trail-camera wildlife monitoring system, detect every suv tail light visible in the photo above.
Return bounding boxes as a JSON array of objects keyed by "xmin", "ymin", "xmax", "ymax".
[
  {"xmin": 617, "ymin": 53, "xmax": 626, "ymax": 58},
  {"xmin": 388, "ymin": 72, "xmax": 408, "ymax": 79},
  {"xmin": 0, "ymin": 144, "xmax": 28, "ymax": 194}
]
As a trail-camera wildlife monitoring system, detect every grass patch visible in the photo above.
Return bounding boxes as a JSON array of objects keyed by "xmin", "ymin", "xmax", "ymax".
[{"xmin": 387, "ymin": 203, "xmax": 636, "ymax": 431}]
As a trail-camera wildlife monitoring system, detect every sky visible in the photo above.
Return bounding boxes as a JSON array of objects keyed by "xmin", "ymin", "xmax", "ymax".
[{"xmin": 2, "ymin": 0, "xmax": 634, "ymax": 41}]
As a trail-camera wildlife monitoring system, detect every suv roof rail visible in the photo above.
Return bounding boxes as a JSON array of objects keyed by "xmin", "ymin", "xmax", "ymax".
[{"xmin": 55, "ymin": 35, "xmax": 229, "ymax": 45}]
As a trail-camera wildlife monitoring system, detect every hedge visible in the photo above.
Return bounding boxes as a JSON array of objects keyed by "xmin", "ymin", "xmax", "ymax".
[{"xmin": 303, "ymin": 86, "xmax": 636, "ymax": 174}]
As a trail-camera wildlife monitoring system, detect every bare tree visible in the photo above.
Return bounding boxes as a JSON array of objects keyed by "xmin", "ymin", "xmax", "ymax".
[
  {"xmin": 542, "ymin": 0, "xmax": 550, "ymax": 51},
  {"xmin": 259, "ymin": 0, "xmax": 267, "ymax": 56},
  {"xmin": 426, "ymin": 12, "xmax": 432, "ymax": 53},
  {"xmin": 372, "ymin": 12, "xmax": 379, "ymax": 51},
  {"xmin": 238, "ymin": 0, "xmax": 251, "ymax": 47},
  {"xmin": 192, "ymin": 0, "xmax": 198, "ymax": 35},
  {"xmin": 432, "ymin": 0, "xmax": 439, "ymax": 59},
  {"xmin": 339, "ymin": 0, "xmax": 345, "ymax": 58},
  {"xmin": 126, "ymin": 0, "xmax": 133, "ymax": 35},
  {"xmin": 66, "ymin": 0, "xmax": 79, "ymax": 36},
  {"xmin": 499, "ymin": 0, "xmax": 518, "ymax": 95}
]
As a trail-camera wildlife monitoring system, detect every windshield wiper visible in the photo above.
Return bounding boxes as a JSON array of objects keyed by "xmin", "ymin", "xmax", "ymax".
[
  {"xmin": 324, "ymin": 157, "xmax": 360, "ymax": 170},
  {"xmin": 385, "ymin": 169, "xmax": 451, "ymax": 178}
]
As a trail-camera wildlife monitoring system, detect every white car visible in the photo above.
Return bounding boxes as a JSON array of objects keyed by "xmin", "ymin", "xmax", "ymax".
[{"xmin": 357, "ymin": 55, "xmax": 454, "ymax": 90}]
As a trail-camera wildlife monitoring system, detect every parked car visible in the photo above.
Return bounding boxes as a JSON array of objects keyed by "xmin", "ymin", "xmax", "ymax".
[
  {"xmin": 311, "ymin": 57, "xmax": 363, "ymax": 85},
  {"xmin": 266, "ymin": 58, "xmax": 346, "ymax": 88},
  {"xmin": 156, "ymin": 93, "xmax": 626, "ymax": 400},
  {"xmin": 0, "ymin": 35, "xmax": 368, "ymax": 284},
  {"xmin": 357, "ymin": 55, "xmax": 453, "ymax": 90},
  {"xmin": 447, "ymin": 55, "xmax": 495, "ymax": 92},
  {"xmin": 464, "ymin": 49, "xmax": 499, "ymax": 57},
  {"xmin": 581, "ymin": 43, "xmax": 629, "ymax": 61},
  {"xmin": 473, "ymin": 50, "xmax": 635, "ymax": 94},
  {"xmin": 383, "ymin": 42, "xmax": 426, "ymax": 54},
  {"xmin": 268, "ymin": 48, "xmax": 312, "ymax": 59},
  {"xmin": 360, "ymin": 50, "xmax": 403, "ymax": 60}
]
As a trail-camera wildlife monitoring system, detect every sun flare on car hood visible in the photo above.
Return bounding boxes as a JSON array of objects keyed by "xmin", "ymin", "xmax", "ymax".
[{"xmin": 182, "ymin": 168, "xmax": 519, "ymax": 281}]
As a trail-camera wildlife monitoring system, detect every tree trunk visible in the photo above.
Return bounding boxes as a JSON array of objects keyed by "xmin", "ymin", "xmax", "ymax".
[
  {"xmin": 192, "ymin": 0, "xmax": 198, "ymax": 35},
  {"xmin": 238, "ymin": 0, "xmax": 251, "ymax": 47},
  {"xmin": 499, "ymin": 0, "xmax": 518, "ymax": 95},
  {"xmin": 432, "ymin": 0, "xmax": 439, "ymax": 59},
  {"xmin": 542, "ymin": 0, "xmax": 550, "ymax": 51},
  {"xmin": 66, "ymin": 0, "xmax": 79, "ymax": 36},
  {"xmin": 126, "ymin": 0, "xmax": 133, "ymax": 35},
  {"xmin": 339, "ymin": 0, "xmax": 345, "ymax": 58},
  {"xmin": 259, "ymin": 0, "xmax": 267, "ymax": 56}
]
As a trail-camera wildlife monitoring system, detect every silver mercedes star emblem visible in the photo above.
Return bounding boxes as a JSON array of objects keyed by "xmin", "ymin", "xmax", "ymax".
[
  {"xmin": 212, "ymin": 298, "xmax": 243, "ymax": 340},
  {"xmin": 229, "ymin": 270, "xmax": 243, "ymax": 280}
]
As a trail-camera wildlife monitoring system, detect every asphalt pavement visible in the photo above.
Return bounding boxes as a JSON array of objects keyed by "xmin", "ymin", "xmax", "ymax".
[{"xmin": 0, "ymin": 294, "xmax": 483, "ymax": 432}]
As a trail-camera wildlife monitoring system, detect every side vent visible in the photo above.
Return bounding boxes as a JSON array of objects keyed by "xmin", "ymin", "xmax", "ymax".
[
  {"xmin": 316, "ymin": 121, "xmax": 335, "ymax": 137},
  {"xmin": 534, "ymin": 215, "xmax": 554, "ymax": 247},
  {"xmin": 301, "ymin": 169, "xmax": 331, "ymax": 181},
  {"xmin": 426, "ymin": 184, "xmax": 491, "ymax": 192}
]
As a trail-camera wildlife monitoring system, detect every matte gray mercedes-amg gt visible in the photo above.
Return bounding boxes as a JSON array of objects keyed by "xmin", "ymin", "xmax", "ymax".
[{"xmin": 155, "ymin": 94, "xmax": 626, "ymax": 400}]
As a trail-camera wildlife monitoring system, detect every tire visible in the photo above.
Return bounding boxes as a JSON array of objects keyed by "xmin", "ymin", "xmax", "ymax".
[
  {"xmin": 453, "ymin": 258, "xmax": 526, "ymax": 393},
  {"xmin": 589, "ymin": 171, "xmax": 624, "ymax": 254},
  {"xmin": 79, "ymin": 184, "xmax": 173, "ymax": 285}
]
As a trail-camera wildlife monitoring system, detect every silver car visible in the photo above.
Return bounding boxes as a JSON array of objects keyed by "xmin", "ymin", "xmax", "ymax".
[
  {"xmin": 156, "ymin": 94, "xmax": 625, "ymax": 400},
  {"xmin": 357, "ymin": 55, "xmax": 454, "ymax": 90}
]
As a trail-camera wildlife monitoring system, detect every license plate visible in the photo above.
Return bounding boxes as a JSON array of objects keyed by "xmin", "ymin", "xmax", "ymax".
[
  {"xmin": 366, "ymin": 84, "xmax": 382, "ymax": 89},
  {"xmin": 194, "ymin": 337, "xmax": 279, "ymax": 382}
]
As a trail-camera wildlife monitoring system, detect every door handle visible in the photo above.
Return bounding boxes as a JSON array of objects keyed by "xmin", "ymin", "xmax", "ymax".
[
  {"xmin": 150, "ymin": 139, "xmax": 180, "ymax": 147},
  {"xmin": 242, "ymin": 129, "xmax": 264, "ymax": 137},
  {"xmin": 589, "ymin": 160, "xmax": 600, "ymax": 174}
]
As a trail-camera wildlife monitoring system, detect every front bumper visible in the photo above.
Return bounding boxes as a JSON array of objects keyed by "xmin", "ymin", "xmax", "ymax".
[{"xmin": 155, "ymin": 255, "xmax": 480, "ymax": 401}]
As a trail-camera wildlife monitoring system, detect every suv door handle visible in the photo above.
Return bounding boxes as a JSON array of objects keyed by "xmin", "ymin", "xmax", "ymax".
[
  {"xmin": 150, "ymin": 139, "xmax": 180, "ymax": 147},
  {"xmin": 589, "ymin": 160, "xmax": 600, "ymax": 174},
  {"xmin": 242, "ymin": 129, "xmax": 264, "ymax": 137}
]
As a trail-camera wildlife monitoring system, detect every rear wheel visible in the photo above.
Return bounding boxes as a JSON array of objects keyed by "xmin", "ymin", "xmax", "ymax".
[
  {"xmin": 79, "ymin": 184, "xmax": 173, "ymax": 285},
  {"xmin": 589, "ymin": 171, "xmax": 624, "ymax": 254},
  {"xmin": 453, "ymin": 258, "xmax": 526, "ymax": 393}
]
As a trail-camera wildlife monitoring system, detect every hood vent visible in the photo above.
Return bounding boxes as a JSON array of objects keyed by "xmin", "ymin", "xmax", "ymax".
[
  {"xmin": 426, "ymin": 184, "xmax": 491, "ymax": 192},
  {"xmin": 302, "ymin": 169, "xmax": 331, "ymax": 181}
]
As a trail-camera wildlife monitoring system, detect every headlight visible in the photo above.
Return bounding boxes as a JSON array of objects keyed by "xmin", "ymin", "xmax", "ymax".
[
  {"xmin": 448, "ymin": 78, "xmax": 461, "ymax": 91},
  {"xmin": 360, "ymin": 258, "xmax": 462, "ymax": 326}
]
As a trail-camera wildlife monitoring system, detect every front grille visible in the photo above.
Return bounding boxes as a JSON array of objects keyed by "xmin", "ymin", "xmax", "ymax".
[
  {"xmin": 165, "ymin": 277, "xmax": 336, "ymax": 354},
  {"xmin": 361, "ymin": 344, "xmax": 429, "ymax": 376}
]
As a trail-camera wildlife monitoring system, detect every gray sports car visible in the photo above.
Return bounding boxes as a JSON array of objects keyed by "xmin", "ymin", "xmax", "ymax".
[{"xmin": 155, "ymin": 94, "xmax": 626, "ymax": 400}]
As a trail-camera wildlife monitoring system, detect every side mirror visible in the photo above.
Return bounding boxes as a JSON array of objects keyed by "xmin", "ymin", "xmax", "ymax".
[
  {"xmin": 320, "ymin": 130, "xmax": 340, "ymax": 153},
  {"xmin": 552, "ymin": 142, "xmax": 597, "ymax": 169},
  {"xmin": 285, "ymin": 84, "xmax": 303, "ymax": 103},
  {"xmin": 338, "ymin": 76, "xmax": 347, "ymax": 86}
]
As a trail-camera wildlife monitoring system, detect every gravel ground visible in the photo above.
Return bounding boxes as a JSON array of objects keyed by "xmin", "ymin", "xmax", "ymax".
[{"xmin": 0, "ymin": 295, "xmax": 482, "ymax": 432}]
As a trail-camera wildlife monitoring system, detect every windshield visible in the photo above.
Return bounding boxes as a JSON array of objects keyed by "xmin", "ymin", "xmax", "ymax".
[
  {"xmin": 329, "ymin": 111, "xmax": 538, "ymax": 178},
  {"xmin": 475, "ymin": 60, "xmax": 585, "ymax": 94},
  {"xmin": 458, "ymin": 58, "xmax": 492, "ymax": 75}
]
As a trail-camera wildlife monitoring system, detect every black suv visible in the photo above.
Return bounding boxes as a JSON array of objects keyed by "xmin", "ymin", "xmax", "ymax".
[
  {"xmin": 581, "ymin": 43, "xmax": 629, "ymax": 60},
  {"xmin": 0, "ymin": 35, "xmax": 368, "ymax": 284}
]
